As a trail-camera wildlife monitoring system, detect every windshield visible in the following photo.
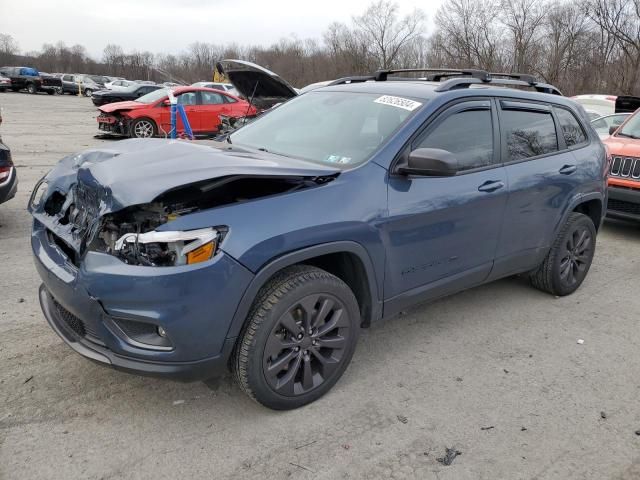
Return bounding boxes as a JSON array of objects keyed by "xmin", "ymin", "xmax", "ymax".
[
  {"xmin": 616, "ymin": 111, "xmax": 640, "ymax": 138},
  {"xmin": 231, "ymin": 91, "xmax": 422, "ymax": 167},
  {"xmin": 136, "ymin": 88, "xmax": 168, "ymax": 104}
]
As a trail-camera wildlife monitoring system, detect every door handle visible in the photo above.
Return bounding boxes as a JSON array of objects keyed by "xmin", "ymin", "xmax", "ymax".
[
  {"xmin": 478, "ymin": 180, "xmax": 505, "ymax": 193},
  {"xmin": 559, "ymin": 164, "xmax": 577, "ymax": 175}
]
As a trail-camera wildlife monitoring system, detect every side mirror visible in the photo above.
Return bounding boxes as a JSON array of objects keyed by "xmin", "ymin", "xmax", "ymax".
[
  {"xmin": 162, "ymin": 99, "xmax": 171, "ymax": 106},
  {"xmin": 609, "ymin": 125, "xmax": 618, "ymax": 135},
  {"xmin": 397, "ymin": 148, "xmax": 459, "ymax": 176}
]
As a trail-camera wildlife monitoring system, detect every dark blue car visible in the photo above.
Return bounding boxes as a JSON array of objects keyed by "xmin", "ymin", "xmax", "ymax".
[{"xmin": 30, "ymin": 69, "xmax": 607, "ymax": 409}]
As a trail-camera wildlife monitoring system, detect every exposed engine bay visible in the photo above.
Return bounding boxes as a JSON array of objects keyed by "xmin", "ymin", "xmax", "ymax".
[{"xmin": 42, "ymin": 173, "xmax": 336, "ymax": 267}]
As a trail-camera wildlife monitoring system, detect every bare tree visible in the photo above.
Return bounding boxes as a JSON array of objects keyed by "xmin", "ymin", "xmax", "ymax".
[
  {"xmin": 352, "ymin": 0, "xmax": 426, "ymax": 69},
  {"xmin": 584, "ymin": 0, "xmax": 640, "ymax": 93},
  {"xmin": 499, "ymin": 0, "xmax": 546, "ymax": 72}
]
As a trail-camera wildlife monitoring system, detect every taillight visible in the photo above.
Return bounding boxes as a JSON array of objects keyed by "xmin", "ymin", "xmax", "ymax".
[{"xmin": 0, "ymin": 166, "xmax": 12, "ymax": 183}]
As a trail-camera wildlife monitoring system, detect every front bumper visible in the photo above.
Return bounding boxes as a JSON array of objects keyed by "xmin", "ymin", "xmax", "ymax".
[
  {"xmin": 607, "ymin": 185, "xmax": 640, "ymax": 222},
  {"xmin": 32, "ymin": 220, "xmax": 254, "ymax": 381}
]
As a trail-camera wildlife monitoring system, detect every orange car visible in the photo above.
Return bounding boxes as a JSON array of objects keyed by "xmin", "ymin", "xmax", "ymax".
[{"xmin": 603, "ymin": 110, "xmax": 640, "ymax": 221}]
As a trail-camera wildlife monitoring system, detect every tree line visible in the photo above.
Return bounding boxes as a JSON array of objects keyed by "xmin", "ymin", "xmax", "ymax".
[{"xmin": 1, "ymin": 0, "xmax": 640, "ymax": 95}]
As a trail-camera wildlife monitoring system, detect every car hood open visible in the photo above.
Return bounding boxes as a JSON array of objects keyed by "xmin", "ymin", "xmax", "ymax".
[{"xmin": 216, "ymin": 59, "xmax": 298, "ymax": 109}]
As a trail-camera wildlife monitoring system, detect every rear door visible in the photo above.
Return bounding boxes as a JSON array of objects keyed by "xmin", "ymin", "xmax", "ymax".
[
  {"xmin": 197, "ymin": 90, "xmax": 230, "ymax": 132},
  {"xmin": 492, "ymin": 100, "xmax": 587, "ymax": 276},
  {"xmin": 383, "ymin": 99, "xmax": 508, "ymax": 314}
]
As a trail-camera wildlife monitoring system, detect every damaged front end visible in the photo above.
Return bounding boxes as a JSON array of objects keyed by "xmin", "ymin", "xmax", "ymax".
[
  {"xmin": 97, "ymin": 112, "xmax": 131, "ymax": 136},
  {"xmin": 30, "ymin": 140, "xmax": 339, "ymax": 269}
]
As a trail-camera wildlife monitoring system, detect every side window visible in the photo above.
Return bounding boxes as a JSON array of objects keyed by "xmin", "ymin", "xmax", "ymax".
[
  {"xmin": 554, "ymin": 107, "xmax": 587, "ymax": 147},
  {"xmin": 501, "ymin": 108, "xmax": 558, "ymax": 161},
  {"xmin": 200, "ymin": 91, "xmax": 224, "ymax": 105},
  {"xmin": 177, "ymin": 92, "xmax": 197, "ymax": 105},
  {"xmin": 223, "ymin": 95, "xmax": 237, "ymax": 103},
  {"xmin": 416, "ymin": 107, "xmax": 495, "ymax": 171}
]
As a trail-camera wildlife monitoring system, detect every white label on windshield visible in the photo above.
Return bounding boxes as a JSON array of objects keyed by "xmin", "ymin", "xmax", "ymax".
[{"xmin": 374, "ymin": 95, "xmax": 422, "ymax": 111}]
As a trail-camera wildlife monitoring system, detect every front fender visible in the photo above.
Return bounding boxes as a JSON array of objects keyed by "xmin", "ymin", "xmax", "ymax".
[{"xmin": 223, "ymin": 240, "xmax": 382, "ymax": 341}]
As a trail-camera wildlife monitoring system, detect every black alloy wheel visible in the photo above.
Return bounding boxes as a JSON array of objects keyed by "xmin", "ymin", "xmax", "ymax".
[
  {"xmin": 233, "ymin": 265, "xmax": 360, "ymax": 410},
  {"xmin": 530, "ymin": 212, "xmax": 596, "ymax": 296},
  {"xmin": 262, "ymin": 293, "xmax": 351, "ymax": 396},
  {"xmin": 558, "ymin": 224, "xmax": 593, "ymax": 288}
]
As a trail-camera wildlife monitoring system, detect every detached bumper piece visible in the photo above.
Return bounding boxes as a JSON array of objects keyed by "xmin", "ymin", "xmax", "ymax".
[
  {"xmin": 607, "ymin": 186, "xmax": 640, "ymax": 222},
  {"xmin": 39, "ymin": 285, "xmax": 232, "ymax": 381}
]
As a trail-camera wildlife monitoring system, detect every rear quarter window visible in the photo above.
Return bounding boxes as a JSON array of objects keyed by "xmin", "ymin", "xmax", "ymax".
[
  {"xmin": 501, "ymin": 108, "xmax": 558, "ymax": 161},
  {"xmin": 554, "ymin": 107, "xmax": 588, "ymax": 147}
]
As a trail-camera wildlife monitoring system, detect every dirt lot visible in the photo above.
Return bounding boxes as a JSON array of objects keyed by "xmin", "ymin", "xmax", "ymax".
[{"xmin": 1, "ymin": 92, "xmax": 640, "ymax": 480}]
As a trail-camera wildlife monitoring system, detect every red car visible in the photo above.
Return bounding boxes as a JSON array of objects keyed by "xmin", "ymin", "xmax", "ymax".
[{"xmin": 96, "ymin": 86, "xmax": 257, "ymax": 138}]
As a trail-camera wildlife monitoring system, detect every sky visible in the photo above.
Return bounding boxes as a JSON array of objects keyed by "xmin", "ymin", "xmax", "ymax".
[{"xmin": 0, "ymin": 0, "xmax": 444, "ymax": 59}]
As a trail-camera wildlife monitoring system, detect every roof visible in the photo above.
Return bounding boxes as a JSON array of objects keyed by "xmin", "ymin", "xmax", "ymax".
[{"xmin": 319, "ymin": 80, "xmax": 576, "ymax": 107}]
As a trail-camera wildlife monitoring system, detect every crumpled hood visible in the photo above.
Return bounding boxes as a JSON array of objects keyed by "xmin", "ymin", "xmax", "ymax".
[
  {"xmin": 99, "ymin": 101, "xmax": 146, "ymax": 113},
  {"xmin": 39, "ymin": 138, "xmax": 339, "ymax": 213}
]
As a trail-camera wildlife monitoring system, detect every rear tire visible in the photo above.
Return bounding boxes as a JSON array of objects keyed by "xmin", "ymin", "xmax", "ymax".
[
  {"xmin": 233, "ymin": 265, "xmax": 360, "ymax": 410},
  {"xmin": 529, "ymin": 212, "xmax": 596, "ymax": 296},
  {"xmin": 27, "ymin": 83, "xmax": 37, "ymax": 94}
]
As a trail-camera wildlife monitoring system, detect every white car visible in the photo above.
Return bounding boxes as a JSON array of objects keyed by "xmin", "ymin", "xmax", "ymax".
[
  {"xmin": 591, "ymin": 113, "xmax": 631, "ymax": 138},
  {"xmin": 571, "ymin": 94, "xmax": 617, "ymax": 117},
  {"xmin": 192, "ymin": 81, "xmax": 238, "ymax": 96},
  {"xmin": 104, "ymin": 79, "xmax": 137, "ymax": 91}
]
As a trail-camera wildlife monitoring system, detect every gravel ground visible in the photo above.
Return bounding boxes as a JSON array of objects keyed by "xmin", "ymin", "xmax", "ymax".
[{"xmin": 1, "ymin": 92, "xmax": 640, "ymax": 480}]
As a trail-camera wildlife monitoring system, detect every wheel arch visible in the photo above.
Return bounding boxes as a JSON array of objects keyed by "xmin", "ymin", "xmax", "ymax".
[
  {"xmin": 568, "ymin": 193, "xmax": 604, "ymax": 231},
  {"xmin": 225, "ymin": 241, "xmax": 382, "ymax": 342}
]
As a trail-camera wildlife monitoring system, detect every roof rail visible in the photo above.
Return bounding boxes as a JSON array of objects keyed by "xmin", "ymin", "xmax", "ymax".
[
  {"xmin": 434, "ymin": 77, "xmax": 563, "ymax": 96},
  {"xmin": 324, "ymin": 67, "xmax": 562, "ymax": 95},
  {"xmin": 327, "ymin": 75, "xmax": 377, "ymax": 86},
  {"xmin": 373, "ymin": 68, "xmax": 490, "ymax": 82},
  {"xmin": 489, "ymin": 72, "xmax": 537, "ymax": 85}
]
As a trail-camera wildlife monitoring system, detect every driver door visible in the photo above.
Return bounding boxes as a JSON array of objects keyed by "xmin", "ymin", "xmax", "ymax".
[
  {"xmin": 158, "ymin": 91, "xmax": 201, "ymax": 134},
  {"xmin": 382, "ymin": 99, "xmax": 508, "ymax": 315}
]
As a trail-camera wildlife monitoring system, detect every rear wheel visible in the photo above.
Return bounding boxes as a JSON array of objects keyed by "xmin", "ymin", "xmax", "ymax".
[
  {"xmin": 27, "ymin": 83, "xmax": 37, "ymax": 94},
  {"xmin": 233, "ymin": 265, "xmax": 360, "ymax": 410},
  {"xmin": 529, "ymin": 212, "xmax": 596, "ymax": 296},
  {"xmin": 130, "ymin": 118, "xmax": 157, "ymax": 138}
]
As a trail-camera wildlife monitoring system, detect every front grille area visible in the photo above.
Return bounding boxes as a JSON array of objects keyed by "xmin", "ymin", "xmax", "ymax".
[
  {"xmin": 608, "ymin": 199, "xmax": 640, "ymax": 216},
  {"xmin": 610, "ymin": 156, "xmax": 640, "ymax": 179},
  {"xmin": 52, "ymin": 298, "xmax": 86, "ymax": 337},
  {"xmin": 51, "ymin": 297, "xmax": 100, "ymax": 339}
]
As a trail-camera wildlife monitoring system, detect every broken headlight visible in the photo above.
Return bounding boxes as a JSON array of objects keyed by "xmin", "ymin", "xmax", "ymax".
[{"xmin": 114, "ymin": 228, "xmax": 220, "ymax": 267}]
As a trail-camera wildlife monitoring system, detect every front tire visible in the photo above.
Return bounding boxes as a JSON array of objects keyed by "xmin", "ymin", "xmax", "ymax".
[
  {"xmin": 130, "ymin": 118, "xmax": 157, "ymax": 138},
  {"xmin": 233, "ymin": 265, "xmax": 360, "ymax": 410},
  {"xmin": 529, "ymin": 212, "xmax": 596, "ymax": 296},
  {"xmin": 84, "ymin": 88, "xmax": 92, "ymax": 97}
]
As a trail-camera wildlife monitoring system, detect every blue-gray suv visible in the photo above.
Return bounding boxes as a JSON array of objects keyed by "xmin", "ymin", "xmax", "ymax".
[{"xmin": 30, "ymin": 68, "xmax": 608, "ymax": 409}]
